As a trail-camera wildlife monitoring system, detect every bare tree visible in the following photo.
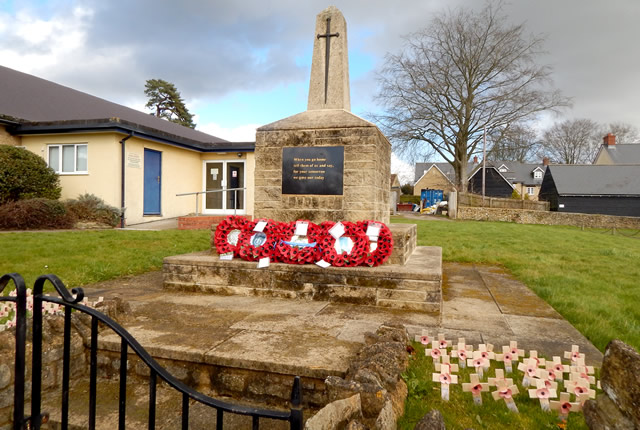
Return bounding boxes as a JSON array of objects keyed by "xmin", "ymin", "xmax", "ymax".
[
  {"xmin": 606, "ymin": 121, "xmax": 639, "ymax": 143},
  {"xmin": 487, "ymin": 123, "xmax": 540, "ymax": 162},
  {"xmin": 374, "ymin": 1, "xmax": 569, "ymax": 190},
  {"xmin": 541, "ymin": 118, "xmax": 600, "ymax": 164}
]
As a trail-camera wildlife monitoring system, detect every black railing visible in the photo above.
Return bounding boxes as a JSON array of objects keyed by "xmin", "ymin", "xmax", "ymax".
[{"xmin": 1, "ymin": 273, "xmax": 303, "ymax": 430}]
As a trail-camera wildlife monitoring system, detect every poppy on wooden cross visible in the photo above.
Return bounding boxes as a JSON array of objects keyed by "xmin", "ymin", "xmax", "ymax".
[
  {"xmin": 435, "ymin": 354, "xmax": 459, "ymax": 374},
  {"xmin": 528, "ymin": 378, "xmax": 557, "ymax": 411},
  {"xmin": 462, "ymin": 373, "xmax": 490, "ymax": 405},
  {"xmin": 550, "ymin": 392, "xmax": 586, "ymax": 420},
  {"xmin": 564, "ymin": 344, "xmax": 585, "ymax": 364},
  {"xmin": 451, "ymin": 338, "xmax": 473, "ymax": 369},
  {"xmin": 491, "ymin": 379, "xmax": 520, "ymax": 413},
  {"xmin": 488, "ymin": 368, "xmax": 513, "ymax": 388},
  {"xmin": 432, "ymin": 363, "xmax": 458, "ymax": 401},
  {"xmin": 517, "ymin": 357, "xmax": 540, "ymax": 388}
]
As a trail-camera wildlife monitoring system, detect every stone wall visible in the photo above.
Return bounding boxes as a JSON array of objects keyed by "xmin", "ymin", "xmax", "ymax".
[
  {"xmin": 583, "ymin": 340, "xmax": 640, "ymax": 429},
  {"xmin": 457, "ymin": 207, "xmax": 640, "ymax": 229},
  {"xmin": 254, "ymin": 123, "xmax": 390, "ymax": 225}
]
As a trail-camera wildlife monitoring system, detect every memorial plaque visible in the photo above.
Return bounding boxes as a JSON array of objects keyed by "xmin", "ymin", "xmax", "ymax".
[{"xmin": 282, "ymin": 146, "xmax": 344, "ymax": 195}]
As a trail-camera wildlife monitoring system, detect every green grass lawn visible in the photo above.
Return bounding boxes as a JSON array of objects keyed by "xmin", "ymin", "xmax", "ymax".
[
  {"xmin": 398, "ymin": 342, "xmax": 590, "ymax": 430},
  {"xmin": 392, "ymin": 216, "xmax": 640, "ymax": 353},
  {"xmin": 0, "ymin": 229, "xmax": 210, "ymax": 291}
]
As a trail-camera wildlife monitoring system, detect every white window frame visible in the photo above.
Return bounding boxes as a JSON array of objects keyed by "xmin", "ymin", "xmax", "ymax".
[
  {"xmin": 526, "ymin": 186, "xmax": 535, "ymax": 196},
  {"xmin": 533, "ymin": 170, "xmax": 543, "ymax": 179},
  {"xmin": 47, "ymin": 144, "xmax": 88, "ymax": 174}
]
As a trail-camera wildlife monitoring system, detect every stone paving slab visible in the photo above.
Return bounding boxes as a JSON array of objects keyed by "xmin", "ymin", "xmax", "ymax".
[{"xmin": 81, "ymin": 261, "xmax": 603, "ymax": 387}]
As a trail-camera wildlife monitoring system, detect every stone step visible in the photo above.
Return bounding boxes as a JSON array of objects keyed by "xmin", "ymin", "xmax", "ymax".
[
  {"xmin": 376, "ymin": 298, "xmax": 440, "ymax": 313},
  {"xmin": 163, "ymin": 246, "xmax": 442, "ymax": 313}
]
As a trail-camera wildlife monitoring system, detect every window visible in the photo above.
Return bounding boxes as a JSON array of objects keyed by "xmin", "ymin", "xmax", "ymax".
[
  {"xmin": 533, "ymin": 170, "xmax": 543, "ymax": 179},
  {"xmin": 498, "ymin": 164, "xmax": 509, "ymax": 172},
  {"xmin": 527, "ymin": 187, "xmax": 535, "ymax": 196},
  {"xmin": 48, "ymin": 144, "xmax": 88, "ymax": 173}
]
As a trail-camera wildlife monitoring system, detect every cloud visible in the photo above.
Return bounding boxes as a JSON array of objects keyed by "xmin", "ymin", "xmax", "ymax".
[
  {"xmin": 197, "ymin": 122, "xmax": 259, "ymax": 142},
  {"xmin": 391, "ymin": 153, "xmax": 414, "ymax": 185}
]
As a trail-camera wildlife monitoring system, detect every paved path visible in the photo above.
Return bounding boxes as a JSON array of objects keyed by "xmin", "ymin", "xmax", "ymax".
[{"xmin": 81, "ymin": 262, "xmax": 602, "ymax": 377}]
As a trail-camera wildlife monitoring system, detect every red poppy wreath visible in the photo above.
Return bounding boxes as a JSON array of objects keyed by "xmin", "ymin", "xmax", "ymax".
[
  {"xmin": 214, "ymin": 215, "xmax": 251, "ymax": 255},
  {"xmin": 318, "ymin": 221, "xmax": 369, "ymax": 267},
  {"xmin": 236, "ymin": 219, "xmax": 283, "ymax": 261},
  {"xmin": 275, "ymin": 220, "xmax": 322, "ymax": 264},
  {"xmin": 356, "ymin": 220, "xmax": 394, "ymax": 267}
]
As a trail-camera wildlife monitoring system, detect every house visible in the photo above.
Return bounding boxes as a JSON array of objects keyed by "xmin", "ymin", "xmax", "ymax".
[
  {"xmin": 593, "ymin": 133, "xmax": 640, "ymax": 165},
  {"xmin": 414, "ymin": 158, "xmax": 547, "ymax": 200},
  {"xmin": 412, "ymin": 162, "xmax": 471, "ymax": 197},
  {"xmin": 539, "ymin": 165, "xmax": 640, "ymax": 216},
  {"xmin": 0, "ymin": 65, "xmax": 255, "ymax": 226}
]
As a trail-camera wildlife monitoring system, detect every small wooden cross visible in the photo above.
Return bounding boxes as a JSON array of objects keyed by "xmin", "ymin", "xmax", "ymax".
[
  {"xmin": 495, "ymin": 345, "xmax": 518, "ymax": 373},
  {"xmin": 535, "ymin": 368, "xmax": 561, "ymax": 390},
  {"xmin": 462, "ymin": 373, "xmax": 490, "ymax": 405},
  {"xmin": 491, "ymin": 379, "xmax": 519, "ymax": 413},
  {"xmin": 435, "ymin": 354, "xmax": 459, "ymax": 374},
  {"xmin": 488, "ymin": 369, "xmax": 513, "ymax": 388},
  {"xmin": 432, "ymin": 363, "xmax": 458, "ymax": 401},
  {"xmin": 565, "ymin": 375, "xmax": 596, "ymax": 400},
  {"xmin": 564, "ymin": 344, "xmax": 585, "ymax": 364},
  {"xmin": 467, "ymin": 351, "xmax": 489, "ymax": 380},
  {"xmin": 451, "ymin": 338, "xmax": 473, "ymax": 369},
  {"xmin": 517, "ymin": 358, "xmax": 540, "ymax": 388},
  {"xmin": 528, "ymin": 378, "xmax": 557, "ymax": 411},
  {"xmin": 434, "ymin": 333, "xmax": 451, "ymax": 350},
  {"xmin": 413, "ymin": 331, "xmax": 431, "ymax": 346},
  {"xmin": 527, "ymin": 350, "xmax": 546, "ymax": 367},
  {"xmin": 425, "ymin": 347, "xmax": 445, "ymax": 363},
  {"xmin": 547, "ymin": 356, "xmax": 570, "ymax": 377},
  {"xmin": 550, "ymin": 392, "xmax": 585, "ymax": 419},
  {"xmin": 569, "ymin": 357, "xmax": 596, "ymax": 385}
]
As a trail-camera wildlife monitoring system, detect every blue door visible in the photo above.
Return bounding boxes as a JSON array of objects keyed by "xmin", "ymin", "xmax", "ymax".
[{"xmin": 144, "ymin": 149, "xmax": 161, "ymax": 215}]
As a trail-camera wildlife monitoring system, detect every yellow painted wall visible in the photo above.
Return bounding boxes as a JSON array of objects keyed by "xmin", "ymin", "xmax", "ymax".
[
  {"xmin": 21, "ymin": 133, "xmax": 121, "ymax": 206},
  {"xmin": 0, "ymin": 125, "xmax": 21, "ymax": 146},
  {"xmin": 19, "ymin": 131, "xmax": 256, "ymax": 225}
]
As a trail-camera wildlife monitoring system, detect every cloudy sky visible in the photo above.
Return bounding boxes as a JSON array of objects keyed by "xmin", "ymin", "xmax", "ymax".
[{"xmin": 1, "ymin": 0, "xmax": 639, "ymax": 182}]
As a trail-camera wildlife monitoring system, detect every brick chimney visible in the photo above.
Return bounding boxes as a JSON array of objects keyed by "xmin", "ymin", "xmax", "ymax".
[
  {"xmin": 473, "ymin": 156, "xmax": 478, "ymax": 164},
  {"xmin": 603, "ymin": 133, "xmax": 616, "ymax": 147},
  {"xmin": 542, "ymin": 157, "xmax": 549, "ymax": 166}
]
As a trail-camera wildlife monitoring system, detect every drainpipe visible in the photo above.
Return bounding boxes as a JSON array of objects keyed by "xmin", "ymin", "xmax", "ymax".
[{"xmin": 120, "ymin": 132, "xmax": 133, "ymax": 228}]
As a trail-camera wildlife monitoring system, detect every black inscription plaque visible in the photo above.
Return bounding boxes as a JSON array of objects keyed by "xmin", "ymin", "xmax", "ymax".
[{"xmin": 282, "ymin": 146, "xmax": 344, "ymax": 195}]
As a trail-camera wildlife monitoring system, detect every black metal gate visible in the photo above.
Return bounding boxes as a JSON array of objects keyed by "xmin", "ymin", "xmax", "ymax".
[{"xmin": 0, "ymin": 273, "xmax": 303, "ymax": 430}]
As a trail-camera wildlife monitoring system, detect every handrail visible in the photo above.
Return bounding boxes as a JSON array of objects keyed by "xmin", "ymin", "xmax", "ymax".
[
  {"xmin": 8, "ymin": 273, "xmax": 302, "ymax": 430},
  {"xmin": 176, "ymin": 187, "xmax": 247, "ymax": 216}
]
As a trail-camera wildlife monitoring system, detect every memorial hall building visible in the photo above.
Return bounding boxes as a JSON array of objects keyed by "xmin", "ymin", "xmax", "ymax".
[{"xmin": 0, "ymin": 65, "xmax": 256, "ymax": 226}]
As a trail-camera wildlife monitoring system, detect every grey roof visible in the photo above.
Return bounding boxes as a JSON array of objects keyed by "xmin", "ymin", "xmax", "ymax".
[
  {"xmin": 414, "ymin": 162, "xmax": 475, "ymax": 184},
  {"xmin": 484, "ymin": 161, "xmax": 546, "ymax": 186},
  {"xmin": 0, "ymin": 65, "xmax": 253, "ymax": 152},
  {"xmin": 546, "ymin": 165, "xmax": 640, "ymax": 195},
  {"xmin": 596, "ymin": 144, "xmax": 640, "ymax": 164}
]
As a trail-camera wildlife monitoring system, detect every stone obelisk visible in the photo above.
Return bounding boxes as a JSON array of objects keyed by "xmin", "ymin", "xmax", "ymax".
[
  {"xmin": 307, "ymin": 6, "xmax": 350, "ymax": 111},
  {"xmin": 253, "ymin": 6, "xmax": 391, "ymax": 224}
]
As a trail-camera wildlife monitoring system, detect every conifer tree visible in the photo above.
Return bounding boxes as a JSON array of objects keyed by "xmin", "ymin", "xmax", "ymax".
[{"xmin": 144, "ymin": 79, "xmax": 196, "ymax": 129}]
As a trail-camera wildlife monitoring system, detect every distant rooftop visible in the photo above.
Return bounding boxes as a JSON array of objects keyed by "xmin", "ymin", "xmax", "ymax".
[
  {"xmin": 0, "ymin": 65, "xmax": 253, "ymax": 152},
  {"xmin": 546, "ymin": 165, "xmax": 640, "ymax": 195}
]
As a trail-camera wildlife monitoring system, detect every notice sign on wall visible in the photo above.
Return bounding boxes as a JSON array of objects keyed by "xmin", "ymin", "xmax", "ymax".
[
  {"xmin": 282, "ymin": 146, "xmax": 344, "ymax": 195},
  {"xmin": 127, "ymin": 152, "xmax": 141, "ymax": 169}
]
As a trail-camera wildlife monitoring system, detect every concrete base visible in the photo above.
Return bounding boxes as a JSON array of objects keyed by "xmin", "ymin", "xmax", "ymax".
[{"xmin": 163, "ymin": 245, "xmax": 441, "ymax": 313}]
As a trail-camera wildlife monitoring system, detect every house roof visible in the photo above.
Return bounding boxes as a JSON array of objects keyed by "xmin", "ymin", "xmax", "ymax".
[
  {"xmin": 390, "ymin": 174, "xmax": 401, "ymax": 189},
  {"xmin": 483, "ymin": 160, "xmax": 547, "ymax": 186},
  {"xmin": 594, "ymin": 143, "xmax": 640, "ymax": 164},
  {"xmin": 0, "ymin": 65, "xmax": 253, "ymax": 152},
  {"xmin": 546, "ymin": 165, "xmax": 640, "ymax": 196},
  {"xmin": 414, "ymin": 162, "xmax": 473, "ymax": 184}
]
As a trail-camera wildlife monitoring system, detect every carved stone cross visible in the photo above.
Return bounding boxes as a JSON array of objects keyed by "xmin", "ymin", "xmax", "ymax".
[{"xmin": 317, "ymin": 18, "xmax": 339, "ymax": 104}]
